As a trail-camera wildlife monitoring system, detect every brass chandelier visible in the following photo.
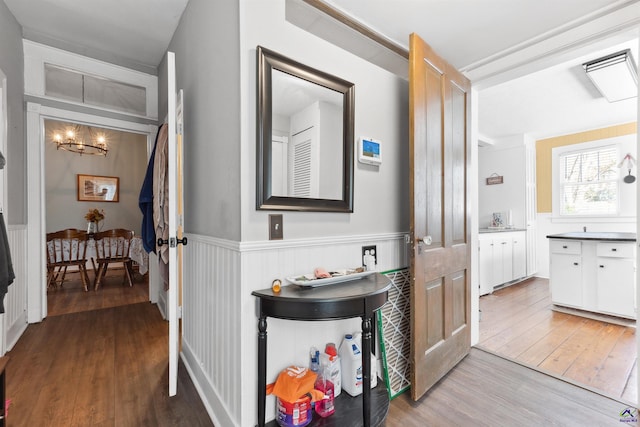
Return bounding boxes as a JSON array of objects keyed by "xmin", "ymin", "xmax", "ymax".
[{"xmin": 52, "ymin": 125, "xmax": 108, "ymax": 156}]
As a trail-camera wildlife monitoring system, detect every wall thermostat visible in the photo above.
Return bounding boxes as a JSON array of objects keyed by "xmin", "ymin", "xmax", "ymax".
[{"xmin": 358, "ymin": 137, "xmax": 382, "ymax": 166}]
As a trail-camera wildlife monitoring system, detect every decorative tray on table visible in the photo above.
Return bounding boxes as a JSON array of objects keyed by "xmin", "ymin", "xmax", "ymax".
[{"xmin": 286, "ymin": 269, "xmax": 374, "ymax": 288}]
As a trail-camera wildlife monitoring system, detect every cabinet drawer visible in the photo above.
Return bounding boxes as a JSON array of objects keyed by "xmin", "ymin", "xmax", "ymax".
[
  {"xmin": 550, "ymin": 240, "xmax": 581, "ymax": 255},
  {"xmin": 596, "ymin": 242, "xmax": 635, "ymax": 258}
]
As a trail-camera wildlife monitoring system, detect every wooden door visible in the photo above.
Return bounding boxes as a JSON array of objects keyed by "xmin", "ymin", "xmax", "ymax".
[{"xmin": 409, "ymin": 33, "xmax": 471, "ymax": 400}]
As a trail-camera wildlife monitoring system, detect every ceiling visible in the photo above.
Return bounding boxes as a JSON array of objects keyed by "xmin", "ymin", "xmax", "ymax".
[
  {"xmin": 3, "ymin": 0, "xmax": 189, "ymax": 74},
  {"xmin": 324, "ymin": 0, "xmax": 639, "ymax": 142},
  {"xmin": 3, "ymin": 0, "xmax": 638, "ymax": 142}
]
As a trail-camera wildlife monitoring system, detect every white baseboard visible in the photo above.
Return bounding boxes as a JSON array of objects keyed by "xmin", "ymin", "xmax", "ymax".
[
  {"xmin": 181, "ymin": 340, "xmax": 237, "ymax": 426},
  {"xmin": 5, "ymin": 312, "xmax": 27, "ymax": 352}
]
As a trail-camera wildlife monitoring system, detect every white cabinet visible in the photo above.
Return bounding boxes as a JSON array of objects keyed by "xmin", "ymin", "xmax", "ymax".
[
  {"xmin": 548, "ymin": 238, "xmax": 636, "ymax": 319},
  {"xmin": 596, "ymin": 242, "xmax": 636, "ymax": 318},
  {"xmin": 512, "ymin": 235, "xmax": 527, "ymax": 280},
  {"xmin": 478, "ymin": 231, "xmax": 527, "ymax": 295},
  {"xmin": 478, "ymin": 238, "xmax": 495, "ymax": 295},
  {"xmin": 494, "ymin": 237, "xmax": 513, "ymax": 285},
  {"xmin": 549, "ymin": 240, "xmax": 583, "ymax": 307},
  {"xmin": 478, "ymin": 137, "xmax": 537, "ymax": 278}
]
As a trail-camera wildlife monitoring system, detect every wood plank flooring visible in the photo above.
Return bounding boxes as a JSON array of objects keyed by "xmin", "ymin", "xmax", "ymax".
[
  {"xmin": 5, "ymin": 302, "xmax": 214, "ymax": 427},
  {"xmin": 47, "ymin": 269, "xmax": 149, "ymax": 317},
  {"xmin": 386, "ymin": 347, "xmax": 633, "ymax": 427},
  {"xmin": 16, "ymin": 273, "xmax": 637, "ymax": 426},
  {"xmin": 478, "ymin": 277, "xmax": 637, "ymax": 404}
]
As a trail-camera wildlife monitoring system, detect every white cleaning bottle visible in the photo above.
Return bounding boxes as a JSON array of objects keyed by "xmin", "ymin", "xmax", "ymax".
[
  {"xmin": 324, "ymin": 343, "xmax": 341, "ymax": 397},
  {"xmin": 339, "ymin": 334, "xmax": 363, "ymax": 396},
  {"xmin": 353, "ymin": 332, "xmax": 377, "ymax": 388}
]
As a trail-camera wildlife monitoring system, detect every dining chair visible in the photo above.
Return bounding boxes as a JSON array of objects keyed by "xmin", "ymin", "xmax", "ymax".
[
  {"xmin": 93, "ymin": 228, "xmax": 135, "ymax": 291},
  {"xmin": 46, "ymin": 228, "xmax": 90, "ymax": 291}
]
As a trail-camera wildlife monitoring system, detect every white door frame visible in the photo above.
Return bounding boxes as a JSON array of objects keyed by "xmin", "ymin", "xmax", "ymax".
[
  {"xmin": 26, "ymin": 102, "xmax": 157, "ymax": 322},
  {"xmin": 0, "ymin": 67, "xmax": 7, "ymax": 216},
  {"xmin": 0, "ymin": 66, "xmax": 7, "ymax": 354}
]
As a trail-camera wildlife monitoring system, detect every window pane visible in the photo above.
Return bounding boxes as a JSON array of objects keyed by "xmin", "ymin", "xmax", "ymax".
[
  {"xmin": 560, "ymin": 146, "xmax": 618, "ymax": 216},
  {"xmin": 84, "ymin": 75, "xmax": 147, "ymax": 116},
  {"xmin": 44, "ymin": 64, "xmax": 146, "ymax": 116},
  {"xmin": 561, "ymin": 182, "xmax": 617, "ymax": 215},
  {"xmin": 45, "ymin": 64, "xmax": 83, "ymax": 103},
  {"xmin": 563, "ymin": 153, "xmax": 582, "ymax": 183}
]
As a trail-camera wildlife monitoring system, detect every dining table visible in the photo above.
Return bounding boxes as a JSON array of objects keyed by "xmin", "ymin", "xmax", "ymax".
[
  {"xmin": 85, "ymin": 235, "xmax": 149, "ymax": 275},
  {"xmin": 47, "ymin": 233, "xmax": 149, "ymax": 276}
]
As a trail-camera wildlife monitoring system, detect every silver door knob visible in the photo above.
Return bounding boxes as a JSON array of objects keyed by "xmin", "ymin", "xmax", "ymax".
[{"xmin": 418, "ymin": 235, "xmax": 433, "ymax": 246}]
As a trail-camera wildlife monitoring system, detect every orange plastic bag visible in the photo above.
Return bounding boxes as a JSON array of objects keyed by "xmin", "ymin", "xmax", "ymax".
[{"xmin": 266, "ymin": 366, "xmax": 318, "ymax": 403}]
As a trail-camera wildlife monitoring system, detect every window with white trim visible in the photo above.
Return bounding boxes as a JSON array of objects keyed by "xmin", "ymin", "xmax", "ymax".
[{"xmin": 559, "ymin": 145, "xmax": 618, "ymax": 216}]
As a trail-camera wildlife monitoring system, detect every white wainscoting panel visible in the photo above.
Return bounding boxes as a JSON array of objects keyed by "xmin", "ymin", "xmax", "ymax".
[
  {"xmin": 238, "ymin": 233, "xmax": 408, "ymax": 426},
  {"xmin": 181, "ymin": 235, "xmax": 242, "ymax": 427},
  {"xmin": 6, "ymin": 226, "xmax": 28, "ymax": 352},
  {"xmin": 180, "ymin": 231, "xmax": 409, "ymax": 426}
]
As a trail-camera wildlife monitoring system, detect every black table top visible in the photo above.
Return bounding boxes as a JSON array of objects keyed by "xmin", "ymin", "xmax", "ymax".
[
  {"xmin": 252, "ymin": 272, "xmax": 392, "ymax": 321},
  {"xmin": 252, "ymin": 272, "xmax": 392, "ymax": 303},
  {"xmin": 546, "ymin": 232, "xmax": 636, "ymax": 242}
]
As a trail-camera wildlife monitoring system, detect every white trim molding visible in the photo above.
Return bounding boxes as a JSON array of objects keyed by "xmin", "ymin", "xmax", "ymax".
[{"xmin": 464, "ymin": 0, "xmax": 640, "ymax": 88}]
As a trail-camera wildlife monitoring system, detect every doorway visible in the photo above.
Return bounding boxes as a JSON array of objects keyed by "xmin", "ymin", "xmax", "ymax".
[
  {"xmin": 26, "ymin": 103, "xmax": 158, "ymax": 324},
  {"xmin": 44, "ymin": 119, "xmax": 150, "ymax": 316},
  {"xmin": 475, "ymin": 37, "xmax": 639, "ymax": 403}
]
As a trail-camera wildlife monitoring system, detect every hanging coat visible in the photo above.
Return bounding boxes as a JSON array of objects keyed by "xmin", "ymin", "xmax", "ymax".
[
  {"xmin": 139, "ymin": 125, "xmax": 163, "ymax": 254},
  {"xmin": 153, "ymin": 123, "xmax": 169, "ymax": 264},
  {"xmin": 0, "ymin": 212, "xmax": 14, "ymax": 313}
]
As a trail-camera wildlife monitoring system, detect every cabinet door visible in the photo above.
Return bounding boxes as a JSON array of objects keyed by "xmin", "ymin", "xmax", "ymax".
[
  {"xmin": 597, "ymin": 258, "xmax": 635, "ymax": 318},
  {"xmin": 512, "ymin": 234, "xmax": 526, "ymax": 280},
  {"xmin": 478, "ymin": 238, "xmax": 495, "ymax": 294},
  {"xmin": 495, "ymin": 237, "xmax": 513, "ymax": 285},
  {"xmin": 550, "ymin": 254, "xmax": 582, "ymax": 307}
]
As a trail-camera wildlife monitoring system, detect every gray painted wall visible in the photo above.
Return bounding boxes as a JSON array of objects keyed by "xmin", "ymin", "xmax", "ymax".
[
  {"xmin": 160, "ymin": 0, "xmax": 242, "ymax": 241},
  {"xmin": 0, "ymin": 2, "xmax": 25, "ymax": 224},
  {"xmin": 162, "ymin": 0, "xmax": 409, "ymax": 243},
  {"xmin": 44, "ymin": 120, "xmax": 147, "ymax": 234},
  {"xmin": 241, "ymin": 1, "xmax": 410, "ymax": 241}
]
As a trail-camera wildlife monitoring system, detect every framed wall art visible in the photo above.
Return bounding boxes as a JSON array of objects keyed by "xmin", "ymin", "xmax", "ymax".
[{"xmin": 77, "ymin": 174, "xmax": 119, "ymax": 202}]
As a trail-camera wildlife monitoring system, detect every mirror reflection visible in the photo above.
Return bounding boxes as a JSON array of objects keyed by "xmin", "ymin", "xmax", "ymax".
[
  {"xmin": 271, "ymin": 69, "xmax": 344, "ymax": 199},
  {"xmin": 256, "ymin": 46, "xmax": 355, "ymax": 212}
]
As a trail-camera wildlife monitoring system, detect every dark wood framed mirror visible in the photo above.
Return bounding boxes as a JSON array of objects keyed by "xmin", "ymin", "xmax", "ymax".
[{"xmin": 256, "ymin": 46, "xmax": 355, "ymax": 212}]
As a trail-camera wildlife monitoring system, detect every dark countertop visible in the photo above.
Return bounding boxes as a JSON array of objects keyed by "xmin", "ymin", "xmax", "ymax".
[
  {"xmin": 546, "ymin": 232, "xmax": 636, "ymax": 242},
  {"xmin": 479, "ymin": 228, "xmax": 526, "ymax": 233}
]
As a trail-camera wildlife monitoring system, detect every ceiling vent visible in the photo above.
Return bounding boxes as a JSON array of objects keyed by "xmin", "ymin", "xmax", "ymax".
[{"xmin": 583, "ymin": 49, "xmax": 638, "ymax": 103}]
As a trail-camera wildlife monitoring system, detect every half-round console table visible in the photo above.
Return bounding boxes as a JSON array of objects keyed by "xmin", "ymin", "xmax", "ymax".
[{"xmin": 252, "ymin": 272, "xmax": 392, "ymax": 427}]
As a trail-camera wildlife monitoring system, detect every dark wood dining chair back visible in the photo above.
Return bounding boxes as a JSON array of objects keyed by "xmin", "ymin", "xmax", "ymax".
[
  {"xmin": 46, "ymin": 228, "xmax": 90, "ymax": 291},
  {"xmin": 93, "ymin": 228, "xmax": 135, "ymax": 290}
]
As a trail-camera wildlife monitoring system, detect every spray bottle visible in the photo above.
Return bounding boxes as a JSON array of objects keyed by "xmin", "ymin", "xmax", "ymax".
[{"xmin": 314, "ymin": 354, "xmax": 335, "ymax": 417}]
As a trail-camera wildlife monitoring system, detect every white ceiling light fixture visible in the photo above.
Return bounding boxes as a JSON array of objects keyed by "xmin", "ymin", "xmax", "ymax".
[{"xmin": 583, "ymin": 49, "xmax": 638, "ymax": 103}]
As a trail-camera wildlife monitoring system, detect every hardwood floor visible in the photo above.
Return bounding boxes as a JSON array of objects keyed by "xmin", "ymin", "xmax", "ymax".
[
  {"xmin": 47, "ymin": 268, "xmax": 149, "ymax": 317},
  {"xmin": 5, "ymin": 302, "xmax": 213, "ymax": 426},
  {"xmin": 19, "ymin": 274, "xmax": 636, "ymax": 426},
  {"xmin": 386, "ymin": 347, "xmax": 633, "ymax": 427},
  {"xmin": 0, "ymin": 269, "xmax": 214, "ymax": 426},
  {"xmin": 478, "ymin": 277, "xmax": 637, "ymax": 404}
]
